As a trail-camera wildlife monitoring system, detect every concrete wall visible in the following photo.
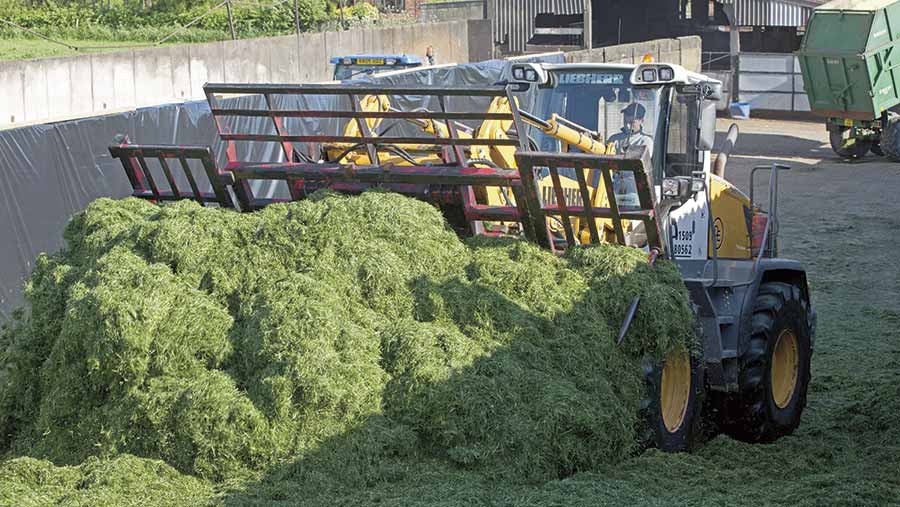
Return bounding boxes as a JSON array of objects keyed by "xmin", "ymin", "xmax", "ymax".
[
  {"xmin": 0, "ymin": 19, "xmax": 491, "ymax": 129},
  {"xmin": 419, "ymin": 0, "xmax": 485, "ymax": 22},
  {"xmin": 564, "ymin": 36, "xmax": 703, "ymax": 73}
]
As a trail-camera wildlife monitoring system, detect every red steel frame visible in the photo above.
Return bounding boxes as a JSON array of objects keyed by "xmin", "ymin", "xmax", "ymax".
[{"xmin": 110, "ymin": 83, "xmax": 665, "ymax": 256}]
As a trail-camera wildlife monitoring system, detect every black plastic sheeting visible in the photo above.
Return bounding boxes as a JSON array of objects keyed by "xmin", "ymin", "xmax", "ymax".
[{"xmin": 0, "ymin": 55, "xmax": 564, "ymax": 317}]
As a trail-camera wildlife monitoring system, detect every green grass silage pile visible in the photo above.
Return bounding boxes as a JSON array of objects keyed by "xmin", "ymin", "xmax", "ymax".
[{"xmin": 0, "ymin": 192, "xmax": 696, "ymax": 503}]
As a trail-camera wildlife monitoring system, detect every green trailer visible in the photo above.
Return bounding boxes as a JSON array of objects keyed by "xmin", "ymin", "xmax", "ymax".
[{"xmin": 797, "ymin": 0, "xmax": 900, "ymax": 159}]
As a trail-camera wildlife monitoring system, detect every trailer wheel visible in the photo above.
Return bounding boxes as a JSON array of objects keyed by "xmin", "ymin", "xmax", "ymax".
[
  {"xmin": 642, "ymin": 345, "xmax": 705, "ymax": 451},
  {"xmin": 829, "ymin": 127, "xmax": 870, "ymax": 159},
  {"xmin": 723, "ymin": 282, "xmax": 812, "ymax": 443},
  {"xmin": 880, "ymin": 113, "xmax": 900, "ymax": 161}
]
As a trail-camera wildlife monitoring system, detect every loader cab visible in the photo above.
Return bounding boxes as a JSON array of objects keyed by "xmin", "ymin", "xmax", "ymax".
[
  {"xmin": 511, "ymin": 62, "xmax": 719, "ymax": 184},
  {"xmin": 510, "ymin": 62, "xmax": 727, "ymax": 258}
]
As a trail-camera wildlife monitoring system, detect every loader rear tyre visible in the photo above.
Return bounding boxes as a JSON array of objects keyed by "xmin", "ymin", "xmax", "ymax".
[
  {"xmin": 723, "ymin": 282, "xmax": 812, "ymax": 443},
  {"xmin": 642, "ymin": 345, "xmax": 705, "ymax": 451},
  {"xmin": 829, "ymin": 127, "xmax": 870, "ymax": 159},
  {"xmin": 880, "ymin": 114, "xmax": 900, "ymax": 161}
]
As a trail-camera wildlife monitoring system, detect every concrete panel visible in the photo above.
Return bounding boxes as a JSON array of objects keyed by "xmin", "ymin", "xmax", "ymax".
[
  {"xmin": 89, "ymin": 54, "xmax": 115, "ymax": 114},
  {"xmin": 298, "ymin": 32, "xmax": 329, "ymax": 83},
  {"xmin": 390, "ymin": 25, "xmax": 416, "ymax": 61},
  {"xmin": 134, "ymin": 47, "xmax": 174, "ymax": 107},
  {"xmin": 44, "ymin": 58, "xmax": 72, "ymax": 120},
  {"xmin": 266, "ymin": 35, "xmax": 301, "ymax": 83},
  {"xmin": 0, "ymin": 61, "xmax": 25, "ymax": 127},
  {"xmin": 658, "ymin": 38, "xmax": 680, "ymax": 66},
  {"xmin": 467, "ymin": 19, "xmax": 493, "ymax": 62},
  {"xmin": 325, "ymin": 28, "xmax": 366, "ymax": 65},
  {"xmin": 603, "ymin": 45, "xmax": 634, "ymax": 64},
  {"xmin": 112, "ymin": 53, "xmax": 136, "ymax": 109},
  {"xmin": 424, "ymin": 22, "xmax": 454, "ymax": 64},
  {"xmin": 69, "ymin": 56, "xmax": 94, "ymax": 116},
  {"xmin": 22, "ymin": 60, "xmax": 48, "ymax": 122},
  {"xmin": 170, "ymin": 45, "xmax": 192, "ymax": 102},
  {"xmin": 189, "ymin": 41, "xmax": 225, "ymax": 99},
  {"xmin": 739, "ymin": 72, "xmax": 794, "ymax": 93},
  {"xmin": 363, "ymin": 27, "xmax": 383, "ymax": 56},
  {"xmin": 564, "ymin": 47, "xmax": 603, "ymax": 63},
  {"xmin": 223, "ymin": 38, "xmax": 271, "ymax": 83},
  {"xmin": 448, "ymin": 20, "xmax": 469, "ymax": 63},
  {"xmin": 678, "ymin": 36, "xmax": 702, "ymax": 73}
]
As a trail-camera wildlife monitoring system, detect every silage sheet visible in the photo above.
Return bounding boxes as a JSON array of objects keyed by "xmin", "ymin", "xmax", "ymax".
[{"xmin": 0, "ymin": 54, "xmax": 564, "ymax": 318}]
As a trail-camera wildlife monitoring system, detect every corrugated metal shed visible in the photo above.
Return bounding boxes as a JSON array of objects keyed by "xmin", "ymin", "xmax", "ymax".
[
  {"xmin": 492, "ymin": 0, "xmax": 584, "ymax": 54},
  {"xmin": 724, "ymin": 0, "xmax": 826, "ymax": 27}
]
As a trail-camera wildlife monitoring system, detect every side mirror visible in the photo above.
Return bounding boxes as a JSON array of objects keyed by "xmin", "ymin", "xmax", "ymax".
[{"xmin": 698, "ymin": 100, "xmax": 717, "ymax": 150}]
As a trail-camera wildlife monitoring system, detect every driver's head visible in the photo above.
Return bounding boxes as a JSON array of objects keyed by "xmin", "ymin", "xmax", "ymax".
[{"xmin": 622, "ymin": 103, "xmax": 646, "ymax": 133}]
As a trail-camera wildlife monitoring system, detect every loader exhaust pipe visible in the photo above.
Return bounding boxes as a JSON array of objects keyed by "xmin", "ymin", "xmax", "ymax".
[{"xmin": 713, "ymin": 123, "xmax": 739, "ymax": 178}]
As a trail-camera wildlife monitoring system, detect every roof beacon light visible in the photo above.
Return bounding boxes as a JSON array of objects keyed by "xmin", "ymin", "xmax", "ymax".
[{"xmin": 641, "ymin": 53, "xmax": 655, "ymax": 63}]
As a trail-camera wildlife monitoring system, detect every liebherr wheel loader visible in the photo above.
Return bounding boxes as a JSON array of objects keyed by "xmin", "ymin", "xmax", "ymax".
[{"xmin": 109, "ymin": 60, "xmax": 816, "ymax": 450}]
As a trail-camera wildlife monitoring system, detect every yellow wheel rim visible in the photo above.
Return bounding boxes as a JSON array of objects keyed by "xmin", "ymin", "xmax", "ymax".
[
  {"xmin": 661, "ymin": 346, "xmax": 691, "ymax": 433},
  {"xmin": 771, "ymin": 329, "xmax": 799, "ymax": 409}
]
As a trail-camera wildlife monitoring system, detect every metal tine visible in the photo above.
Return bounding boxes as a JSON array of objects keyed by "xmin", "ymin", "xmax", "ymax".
[
  {"xmin": 547, "ymin": 163, "xmax": 576, "ymax": 246},
  {"xmin": 178, "ymin": 156, "xmax": 204, "ymax": 203},
  {"xmin": 198, "ymin": 149, "xmax": 235, "ymax": 209},
  {"xmin": 348, "ymin": 93, "xmax": 380, "ymax": 166},
  {"xmin": 600, "ymin": 165, "xmax": 626, "ymax": 245},
  {"xmin": 573, "ymin": 161, "xmax": 600, "ymax": 244},
  {"xmin": 135, "ymin": 155, "xmax": 161, "ymax": 199},
  {"xmin": 158, "ymin": 156, "xmax": 180, "ymax": 198},
  {"xmin": 263, "ymin": 93, "xmax": 294, "ymax": 162},
  {"xmin": 436, "ymin": 94, "xmax": 468, "ymax": 167}
]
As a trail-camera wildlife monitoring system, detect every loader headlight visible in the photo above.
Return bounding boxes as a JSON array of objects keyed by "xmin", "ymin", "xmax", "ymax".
[
  {"xmin": 662, "ymin": 178, "xmax": 689, "ymax": 198},
  {"xmin": 342, "ymin": 58, "xmax": 352, "ymax": 65},
  {"xmin": 385, "ymin": 58, "xmax": 397, "ymax": 65},
  {"xmin": 690, "ymin": 178, "xmax": 706, "ymax": 193},
  {"xmin": 513, "ymin": 66, "xmax": 525, "ymax": 81},
  {"xmin": 641, "ymin": 68, "xmax": 657, "ymax": 82},
  {"xmin": 525, "ymin": 69, "xmax": 538, "ymax": 81},
  {"xmin": 659, "ymin": 66, "xmax": 675, "ymax": 81}
]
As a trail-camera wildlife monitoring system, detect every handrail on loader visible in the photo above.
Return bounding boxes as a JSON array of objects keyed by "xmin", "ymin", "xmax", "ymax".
[{"xmin": 110, "ymin": 83, "xmax": 665, "ymax": 256}]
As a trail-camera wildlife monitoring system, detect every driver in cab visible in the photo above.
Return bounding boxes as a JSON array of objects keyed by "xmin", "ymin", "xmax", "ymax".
[{"xmin": 606, "ymin": 103, "xmax": 653, "ymax": 155}]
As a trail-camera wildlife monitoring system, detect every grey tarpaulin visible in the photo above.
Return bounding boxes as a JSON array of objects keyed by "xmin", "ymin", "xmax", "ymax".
[{"xmin": 0, "ymin": 54, "xmax": 565, "ymax": 318}]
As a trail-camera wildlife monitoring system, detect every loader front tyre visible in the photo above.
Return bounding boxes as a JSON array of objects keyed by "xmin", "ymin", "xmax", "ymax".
[
  {"xmin": 643, "ymin": 345, "xmax": 704, "ymax": 451},
  {"xmin": 880, "ymin": 114, "xmax": 900, "ymax": 161},
  {"xmin": 723, "ymin": 282, "xmax": 812, "ymax": 443},
  {"xmin": 829, "ymin": 127, "xmax": 870, "ymax": 159}
]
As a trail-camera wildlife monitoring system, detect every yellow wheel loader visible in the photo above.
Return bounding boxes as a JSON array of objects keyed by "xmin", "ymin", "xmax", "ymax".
[{"xmin": 110, "ymin": 63, "xmax": 815, "ymax": 450}]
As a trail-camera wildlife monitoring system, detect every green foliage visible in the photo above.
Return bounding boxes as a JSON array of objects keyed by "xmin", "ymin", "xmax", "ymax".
[
  {"xmin": 335, "ymin": 2, "xmax": 379, "ymax": 20},
  {"xmin": 0, "ymin": 0, "xmax": 334, "ymax": 44}
]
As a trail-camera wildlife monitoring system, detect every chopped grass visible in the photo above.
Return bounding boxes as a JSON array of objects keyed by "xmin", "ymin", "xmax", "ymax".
[{"xmin": 0, "ymin": 192, "xmax": 695, "ymax": 503}]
